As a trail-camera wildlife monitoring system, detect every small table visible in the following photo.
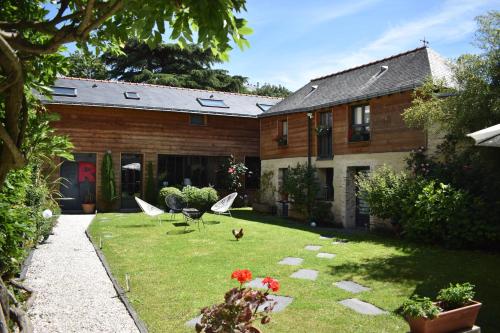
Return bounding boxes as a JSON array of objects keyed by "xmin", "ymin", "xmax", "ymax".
[{"xmin": 182, "ymin": 208, "xmax": 205, "ymax": 230}]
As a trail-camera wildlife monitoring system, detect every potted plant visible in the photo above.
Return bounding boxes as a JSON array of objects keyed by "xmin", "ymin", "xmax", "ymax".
[
  {"xmin": 315, "ymin": 125, "xmax": 331, "ymax": 136},
  {"xmin": 195, "ymin": 269, "xmax": 280, "ymax": 333},
  {"xmin": 401, "ymin": 283, "xmax": 481, "ymax": 333},
  {"xmin": 82, "ymin": 190, "xmax": 96, "ymax": 214}
]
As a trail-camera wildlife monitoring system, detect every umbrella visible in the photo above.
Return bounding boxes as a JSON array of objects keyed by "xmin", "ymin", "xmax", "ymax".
[
  {"xmin": 467, "ymin": 124, "xmax": 500, "ymax": 147},
  {"xmin": 122, "ymin": 162, "xmax": 141, "ymax": 171}
]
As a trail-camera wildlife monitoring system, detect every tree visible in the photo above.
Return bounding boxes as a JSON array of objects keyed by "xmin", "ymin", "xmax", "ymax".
[
  {"xmin": 0, "ymin": 0, "xmax": 252, "ymax": 188},
  {"xmin": 254, "ymin": 83, "xmax": 291, "ymax": 98},
  {"xmin": 67, "ymin": 51, "xmax": 109, "ymax": 80},
  {"xmin": 101, "ymin": 40, "xmax": 249, "ymax": 92},
  {"xmin": 282, "ymin": 163, "xmax": 320, "ymax": 221}
]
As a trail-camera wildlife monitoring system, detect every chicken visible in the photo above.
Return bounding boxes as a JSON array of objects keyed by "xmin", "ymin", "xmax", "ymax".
[{"xmin": 232, "ymin": 228, "xmax": 244, "ymax": 241}]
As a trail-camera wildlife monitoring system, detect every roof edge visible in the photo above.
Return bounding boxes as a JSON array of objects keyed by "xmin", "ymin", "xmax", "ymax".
[
  {"xmin": 43, "ymin": 100, "xmax": 260, "ymax": 118},
  {"xmin": 259, "ymin": 84, "xmax": 419, "ymax": 118},
  {"xmin": 310, "ymin": 46, "xmax": 428, "ymax": 82}
]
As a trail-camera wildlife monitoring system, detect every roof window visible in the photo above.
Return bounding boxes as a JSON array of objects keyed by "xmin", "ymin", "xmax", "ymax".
[
  {"xmin": 256, "ymin": 103, "xmax": 274, "ymax": 111},
  {"xmin": 124, "ymin": 91, "xmax": 140, "ymax": 100},
  {"xmin": 197, "ymin": 97, "xmax": 228, "ymax": 108},
  {"xmin": 51, "ymin": 86, "xmax": 77, "ymax": 97},
  {"xmin": 304, "ymin": 85, "xmax": 318, "ymax": 98}
]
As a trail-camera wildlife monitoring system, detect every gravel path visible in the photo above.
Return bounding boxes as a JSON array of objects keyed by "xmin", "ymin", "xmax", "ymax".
[{"xmin": 25, "ymin": 215, "xmax": 139, "ymax": 333}]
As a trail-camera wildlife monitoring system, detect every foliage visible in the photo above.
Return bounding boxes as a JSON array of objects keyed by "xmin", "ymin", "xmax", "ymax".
[
  {"xmin": 355, "ymin": 166, "xmax": 418, "ymax": 224},
  {"xmin": 254, "ymin": 84, "xmax": 291, "ymax": 98},
  {"xmin": 196, "ymin": 269, "xmax": 277, "ymax": 333},
  {"xmin": 67, "ymin": 51, "xmax": 109, "ymax": 80},
  {"xmin": 282, "ymin": 163, "xmax": 320, "ymax": 220},
  {"xmin": 102, "ymin": 40, "xmax": 249, "ymax": 92},
  {"xmin": 145, "ymin": 161, "xmax": 157, "ymax": 205},
  {"xmin": 437, "ymin": 283, "xmax": 475, "ymax": 311},
  {"xmin": 182, "ymin": 186, "xmax": 219, "ymax": 212},
  {"xmin": 217, "ymin": 155, "xmax": 249, "ymax": 193},
  {"xmin": 400, "ymin": 295, "xmax": 441, "ymax": 319},
  {"xmin": 158, "ymin": 187, "xmax": 185, "ymax": 209},
  {"xmin": 315, "ymin": 125, "xmax": 331, "ymax": 136},
  {"xmin": 311, "ymin": 201, "xmax": 334, "ymax": 225},
  {"xmin": 101, "ymin": 152, "xmax": 117, "ymax": 211},
  {"xmin": 256, "ymin": 170, "xmax": 275, "ymax": 203}
]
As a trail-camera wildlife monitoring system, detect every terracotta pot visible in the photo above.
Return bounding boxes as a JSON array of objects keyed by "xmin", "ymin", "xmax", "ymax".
[
  {"xmin": 406, "ymin": 301, "xmax": 481, "ymax": 333},
  {"xmin": 81, "ymin": 203, "xmax": 96, "ymax": 214}
]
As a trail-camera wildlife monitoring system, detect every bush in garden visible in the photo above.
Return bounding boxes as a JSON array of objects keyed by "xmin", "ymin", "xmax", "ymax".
[
  {"xmin": 312, "ymin": 201, "xmax": 334, "ymax": 225},
  {"xmin": 182, "ymin": 186, "xmax": 219, "ymax": 212},
  {"xmin": 282, "ymin": 163, "xmax": 320, "ymax": 221},
  {"xmin": 101, "ymin": 152, "xmax": 117, "ymax": 211},
  {"xmin": 158, "ymin": 187, "xmax": 185, "ymax": 209},
  {"xmin": 216, "ymin": 155, "xmax": 249, "ymax": 193}
]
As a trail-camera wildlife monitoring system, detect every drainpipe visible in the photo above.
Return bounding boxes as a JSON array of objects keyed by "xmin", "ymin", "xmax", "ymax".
[{"xmin": 307, "ymin": 112, "xmax": 313, "ymax": 168}]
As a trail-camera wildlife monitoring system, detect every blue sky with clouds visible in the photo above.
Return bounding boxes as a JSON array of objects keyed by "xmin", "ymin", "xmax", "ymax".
[{"xmin": 215, "ymin": 0, "xmax": 499, "ymax": 90}]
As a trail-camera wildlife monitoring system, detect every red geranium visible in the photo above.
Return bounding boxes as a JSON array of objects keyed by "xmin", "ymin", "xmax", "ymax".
[
  {"xmin": 231, "ymin": 269, "xmax": 252, "ymax": 284},
  {"xmin": 262, "ymin": 277, "xmax": 280, "ymax": 292}
]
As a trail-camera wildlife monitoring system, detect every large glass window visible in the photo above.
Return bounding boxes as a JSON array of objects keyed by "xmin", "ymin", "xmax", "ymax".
[
  {"xmin": 245, "ymin": 156, "xmax": 261, "ymax": 189},
  {"xmin": 317, "ymin": 111, "xmax": 333, "ymax": 159},
  {"xmin": 350, "ymin": 105, "xmax": 370, "ymax": 142},
  {"xmin": 278, "ymin": 120, "xmax": 288, "ymax": 146},
  {"xmin": 121, "ymin": 154, "xmax": 142, "ymax": 210},
  {"xmin": 157, "ymin": 155, "xmax": 225, "ymax": 188}
]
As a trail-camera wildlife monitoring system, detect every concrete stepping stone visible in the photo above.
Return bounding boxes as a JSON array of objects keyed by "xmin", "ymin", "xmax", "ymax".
[
  {"xmin": 338, "ymin": 298, "xmax": 386, "ymax": 315},
  {"xmin": 186, "ymin": 315, "xmax": 202, "ymax": 327},
  {"xmin": 290, "ymin": 269, "xmax": 318, "ymax": 280},
  {"xmin": 319, "ymin": 235, "xmax": 334, "ymax": 240},
  {"xmin": 186, "ymin": 295, "xmax": 294, "ymax": 327},
  {"xmin": 304, "ymin": 245, "xmax": 322, "ymax": 251},
  {"xmin": 245, "ymin": 278, "xmax": 266, "ymax": 289},
  {"xmin": 278, "ymin": 257, "xmax": 303, "ymax": 266},
  {"xmin": 258, "ymin": 294, "xmax": 294, "ymax": 313},
  {"xmin": 316, "ymin": 252, "xmax": 336, "ymax": 259},
  {"xmin": 334, "ymin": 281, "xmax": 370, "ymax": 293}
]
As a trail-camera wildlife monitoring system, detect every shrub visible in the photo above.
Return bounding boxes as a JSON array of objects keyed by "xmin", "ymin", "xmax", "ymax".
[
  {"xmin": 437, "ymin": 283, "xmax": 475, "ymax": 311},
  {"xmin": 145, "ymin": 161, "xmax": 157, "ymax": 204},
  {"xmin": 400, "ymin": 295, "xmax": 441, "ymax": 319},
  {"xmin": 182, "ymin": 186, "xmax": 218, "ymax": 212},
  {"xmin": 158, "ymin": 187, "xmax": 184, "ymax": 209},
  {"xmin": 216, "ymin": 155, "xmax": 249, "ymax": 193},
  {"xmin": 101, "ymin": 152, "xmax": 117, "ymax": 211},
  {"xmin": 282, "ymin": 163, "xmax": 320, "ymax": 220},
  {"xmin": 312, "ymin": 201, "xmax": 334, "ymax": 225}
]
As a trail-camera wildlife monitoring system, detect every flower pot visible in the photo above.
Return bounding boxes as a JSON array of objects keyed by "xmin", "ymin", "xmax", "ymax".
[
  {"xmin": 406, "ymin": 301, "xmax": 481, "ymax": 333},
  {"xmin": 81, "ymin": 203, "xmax": 96, "ymax": 214}
]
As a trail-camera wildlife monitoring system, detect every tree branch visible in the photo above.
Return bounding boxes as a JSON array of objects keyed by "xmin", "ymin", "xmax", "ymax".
[{"xmin": 78, "ymin": 0, "xmax": 96, "ymax": 35}]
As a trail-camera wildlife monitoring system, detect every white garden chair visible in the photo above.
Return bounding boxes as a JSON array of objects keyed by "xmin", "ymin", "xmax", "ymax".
[
  {"xmin": 211, "ymin": 192, "xmax": 238, "ymax": 217},
  {"xmin": 135, "ymin": 197, "xmax": 164, "ymax": 224}
]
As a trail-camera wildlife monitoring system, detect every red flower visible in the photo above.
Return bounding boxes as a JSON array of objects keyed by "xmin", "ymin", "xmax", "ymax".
[
  {"xmin": 231, "ymin": 269, "xmax": 252, "ymax": 284},
  {"xmin": 262, "ymin": 277, "xmax": 280, "ymax": 292},
  {"xmin": 228, "ymin": 167, "xmax": 235, "ymax": 174}
]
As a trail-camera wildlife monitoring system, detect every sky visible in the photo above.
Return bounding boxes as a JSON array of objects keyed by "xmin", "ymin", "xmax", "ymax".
[{"xmin": 215, "ymin": 0, "xmax": 499, "ymax": 90}]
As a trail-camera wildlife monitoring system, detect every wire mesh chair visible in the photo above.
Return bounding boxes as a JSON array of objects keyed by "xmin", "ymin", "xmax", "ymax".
[
  {"xmin": 134, "ymin": 197, "xmax": 164, "ymax": 224},
  {"xmin": 165, "ymin": 195, "xmax": 187, "ymax": 221},
  {"xmin": 211, "ymin": 192, "xmax": 238, "ymax": 217}
]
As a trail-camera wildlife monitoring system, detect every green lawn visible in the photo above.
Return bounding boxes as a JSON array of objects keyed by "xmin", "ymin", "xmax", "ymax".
[{"xmin": 88, "ymin": 209, "xmax": 500, "ymax": 333}]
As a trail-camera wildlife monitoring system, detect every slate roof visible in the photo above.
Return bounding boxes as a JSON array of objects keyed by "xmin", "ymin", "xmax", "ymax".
[
  {"xmin": 41, "ymin": 77, "xmax": 282, "ymax": 118},
  {"xmin": 263, "ymin": 47, "xmax": 453, "ymax": 116}
]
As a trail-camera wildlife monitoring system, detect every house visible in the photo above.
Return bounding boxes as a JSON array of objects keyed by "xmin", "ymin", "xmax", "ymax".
[
  {"xmin": 43, "ymin": 77, "xmax": 281, "ymax": 212},
  {"xmin": 259, "ymin": 47, "xmax": 452, "ymax": 228}
]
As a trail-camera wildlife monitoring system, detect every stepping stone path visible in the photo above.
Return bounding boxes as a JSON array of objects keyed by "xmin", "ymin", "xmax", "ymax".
[
  {"xmin": 338, "ymin": 298, "xmax": 386, "ymax": 315},
  {"xmin": 290, "ymin": 269, "xmax": 318, "ymax": 281},
  {"xmin": 304, "ymin": 245, "xmax": 322, "ymax": 251},
  {"xmin": 316, "ymin": 252, "xmax": 336, "ymax": 259},
  {"xmin": 334, "ymin": 281, "xmax": 370, "ymax": 293},
  {"xmin": 278, "ymin": 257, "xmax": 303, "ymax": 266},
  {"xmin": 186, "ymin": 295, "xmax": 294, "ymax": 327}
]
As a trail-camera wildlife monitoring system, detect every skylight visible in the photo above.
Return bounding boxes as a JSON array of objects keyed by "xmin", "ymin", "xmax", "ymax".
[
  {"xmin": 304, "ymin": 85, "xmax": 318, "ymax": 98},
  {"xmin": 124, "ymin": 91, "xmax": 140, "ymax": 100},
  {"xmin": 51, "ymin": 86, "xmax": 77, "ymax": 97},
  {"xmin": 256, "ymin": 103, "xmax": 273, "ymax": 111},
  {"xmin": 197, "ymin": 98, "xmax": 228, "ymax": 108}
]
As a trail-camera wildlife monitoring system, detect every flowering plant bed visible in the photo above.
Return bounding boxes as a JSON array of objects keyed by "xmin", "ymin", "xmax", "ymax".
[{"xmin": 195, "ymin": 269, "xmax": 280, "ymax": 333}]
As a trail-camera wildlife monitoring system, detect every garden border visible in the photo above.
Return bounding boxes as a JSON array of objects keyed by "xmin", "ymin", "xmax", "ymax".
[
  {"xmin": 18, "ymin": 247, "xmax": 35, "ymax": 280},
  {"xmin": 85, "ymin": 229, "xmax": 149, "ymax": 333}
]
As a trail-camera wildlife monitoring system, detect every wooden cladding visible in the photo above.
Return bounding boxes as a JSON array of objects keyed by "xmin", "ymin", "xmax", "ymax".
[
  {"xmin": 49, "ymin": 104, "xmax": 260, "ymax": 158},
  {"xmin": 260, "ymin": 91, "xmax": 426, "ymax": 160}
]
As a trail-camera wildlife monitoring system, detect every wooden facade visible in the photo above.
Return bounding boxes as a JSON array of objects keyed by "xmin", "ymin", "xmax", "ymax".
[
  {"xmin": 48, "ymin": 104, "xmax": 260, "ymax": 210},
  {"xmin": 260, "ymin": 90, "xmax": 426, "ymax": 160}
]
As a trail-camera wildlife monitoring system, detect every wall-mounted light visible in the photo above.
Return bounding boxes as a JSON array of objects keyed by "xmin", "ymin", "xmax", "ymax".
[{"xmin": 307, "ymin": 112, "xmax": 313, "ymax": 118}]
